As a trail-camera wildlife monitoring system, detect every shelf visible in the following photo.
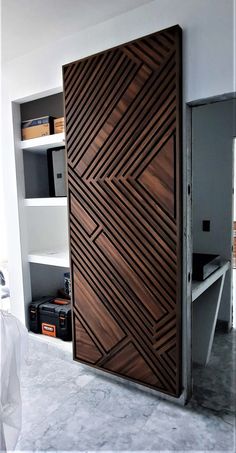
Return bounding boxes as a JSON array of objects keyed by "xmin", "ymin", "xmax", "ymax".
[
  {"xmin": 28, "ymin": 249, "xmax": 69, "ymax": 267},
  {"xmin": 24, "ymin": 197, "xmax": 67, "ymax": 207},
  {"xmin": 21, "ymin": 133, "xmax": 65, "ymax": 151},
  {"xmin": 192, "ymin": 260, "xmax": 230, "ymax": 302},
  {"xmin": 29, "ymin": 332, "xmax": 72, "ymax": 354}
]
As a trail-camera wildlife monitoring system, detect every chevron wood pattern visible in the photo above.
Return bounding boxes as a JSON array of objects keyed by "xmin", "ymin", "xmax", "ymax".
[{"xmin": 63, "ymin": 25, "xmax": 182, "ymax": 397}]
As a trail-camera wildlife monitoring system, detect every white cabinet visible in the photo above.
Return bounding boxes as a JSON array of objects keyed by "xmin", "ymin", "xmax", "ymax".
[
  {"xmin": 22, "ymin": 134, "xmax": 69, "ymax": 268},
  {"xmin": 16, "ymin": 93, "xmax": 70, "ymax": 327}
]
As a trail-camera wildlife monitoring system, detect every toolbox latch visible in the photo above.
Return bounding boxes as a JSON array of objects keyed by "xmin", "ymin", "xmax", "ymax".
[{"xmin": 59, "ymin": 314, "xmax": 66, "ymax": 327}]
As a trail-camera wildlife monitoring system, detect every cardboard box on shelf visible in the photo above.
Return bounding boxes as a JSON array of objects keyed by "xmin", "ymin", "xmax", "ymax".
[
  {"xmin": 21, "ymin": 116, "xmax": 54, "ymax": 140},
  {"xmin": 54, "ymin": 117, "xmax": 64, "ymax": 134}
]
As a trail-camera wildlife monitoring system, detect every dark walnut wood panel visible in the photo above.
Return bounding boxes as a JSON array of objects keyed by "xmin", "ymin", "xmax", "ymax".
[{"xmin": 63, "ymin": 25, "xmax": 182, "ymax": 397}]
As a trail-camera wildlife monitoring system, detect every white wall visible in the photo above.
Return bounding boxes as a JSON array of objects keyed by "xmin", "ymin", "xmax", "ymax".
[
  {"xmin": 3, "ymin": 0, "xmax": 235, "ymax": 103},
  {"xmin": 0, "ymin": 170, "xmax": 8, "ymax": 263},
  {"xmin": 0, "ymin": 0, "xmax": 8, "ymax": 264},
  {"xmin": 1, "ymin": 0, "xmax": 235, "ymax": 323},
  {"xmin": 26, "ymin": 206, "xmax": 69, "ymax": 252}
]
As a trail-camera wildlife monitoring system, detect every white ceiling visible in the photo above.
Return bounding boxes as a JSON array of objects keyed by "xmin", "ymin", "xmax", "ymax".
[{"xmin": 1, "ymin": 0, "xmax": 153, "ymax": 62}]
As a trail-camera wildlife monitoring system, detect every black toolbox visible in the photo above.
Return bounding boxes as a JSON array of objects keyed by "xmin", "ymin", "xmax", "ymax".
[
  {"xmin": 29, "ymin": 297, "xmax": 72, "ymax": 341},
  {"xmin": 29, "ymin": 296, "xmax": 54, "ymax": 333}
]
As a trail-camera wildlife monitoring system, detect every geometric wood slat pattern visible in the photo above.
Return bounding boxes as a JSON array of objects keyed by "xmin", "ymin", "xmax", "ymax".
[{"xmin": 63, "ymin": 25, "xmax": 182, "ymax": 397}]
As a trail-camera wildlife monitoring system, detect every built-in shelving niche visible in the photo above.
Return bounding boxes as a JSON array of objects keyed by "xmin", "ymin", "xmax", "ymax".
[
  {"xmin": 19, "ymin": 92, "xmax": 70, "ymax": 345},
  {"xmin": 21, "ymin": 92, "xmax": 65, "ymax": 199}
]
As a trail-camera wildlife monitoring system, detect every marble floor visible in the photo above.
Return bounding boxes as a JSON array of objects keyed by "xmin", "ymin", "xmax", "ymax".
[{"xmin": 16, "ymin": 330, "xmax": 236, "ymax": 452}]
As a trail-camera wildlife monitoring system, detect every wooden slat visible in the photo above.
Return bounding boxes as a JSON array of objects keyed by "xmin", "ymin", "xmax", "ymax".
[{"xmin": 63, "ymin": 25, "xmax": 182, "ymax": 397}]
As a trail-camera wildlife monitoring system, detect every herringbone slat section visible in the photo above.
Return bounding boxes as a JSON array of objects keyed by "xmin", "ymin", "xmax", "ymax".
[{"xmin": 63, "ymin": 25, "xmax": 182, "ymax": 397}]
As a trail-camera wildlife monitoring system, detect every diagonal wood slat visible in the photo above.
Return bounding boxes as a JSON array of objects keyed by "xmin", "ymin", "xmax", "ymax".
[{"xmin": 63, "ymin": 25, "xmax": 182, "ymax": 397}]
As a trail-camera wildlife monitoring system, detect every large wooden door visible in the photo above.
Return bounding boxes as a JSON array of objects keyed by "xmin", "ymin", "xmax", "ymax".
[{"xmin": 63, "ymin": 25, "xmax": 182, "ymax": 397}]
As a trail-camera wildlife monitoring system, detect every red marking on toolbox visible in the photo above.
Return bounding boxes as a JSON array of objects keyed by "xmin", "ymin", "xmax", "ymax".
[{"xmin": 42, "ymin": 322, "xmax": 56, "ymax": 337}]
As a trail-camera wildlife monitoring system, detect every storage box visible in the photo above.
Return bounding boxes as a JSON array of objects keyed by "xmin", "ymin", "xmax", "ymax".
[
  {"xmin": 54, "ymin": 117, "xmax": 64, "ymax": 134},
  {"xmin": 29, "ymin": 297, "xmax": 72, "ymax": 341},
  {"xmin": 40, "ymin": 300, "xmax": 72, "ymax": 341},
  {"xmin": 22, "ymin": 116, "xmax": 54, "ymax": 140},
  {"xmin": 192, "ymin": 253, "xmax": 221, "ymax": 281},
  {"xmin": 29, "ymin": 296, "xmax": 55, "ymax": 333}
]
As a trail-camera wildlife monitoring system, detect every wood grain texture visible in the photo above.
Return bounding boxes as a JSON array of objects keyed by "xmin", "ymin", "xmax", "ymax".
[{"xmin": 63, "ymin": 25, "xmax": 182, "ymax": 397}]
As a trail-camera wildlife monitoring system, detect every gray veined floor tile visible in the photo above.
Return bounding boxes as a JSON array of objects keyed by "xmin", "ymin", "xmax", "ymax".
[
  {"xmin": 16, "ymin": 391, "xmax": 147, "ymax": 451},
  {"xmin": 71, "ymin": 375, "xmax": 161, "ymax": 420},
  {"xmin": 191, "ymin": 384, "xmax": 236, "ymax": 414},
  {"xmin": 18, "ymin": 349, "xmax": 95, "ymax": 439},
  {"xmin": 16, "ymin": 331, "xmax": 236, "ymax": 452},
  {"xmin": 191, "ymin": 329, "xmax": 236, "ymax": 416},
  {"xmin": 141, "ymin": 400, "xmax": 235, "ymax": 451}
]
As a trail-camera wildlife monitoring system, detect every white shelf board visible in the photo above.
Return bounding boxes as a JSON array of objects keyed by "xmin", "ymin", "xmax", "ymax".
[
  {"xmin": 24, "ymin": 197, "xmax": 67, "ymax": 207},
  {"xmin": 29, "ymin": 331, "xmax": 72, "ymax": 354},
  {"xmin": 21, "ymin": 133, "xmax": 65, "ymax": 151},
  {"xmin": 28, "ymin": 249, "xmax": 69, "ymax": 267},
  {"xmin": 192, "ymin": 260, "xmax": 230, "ymax": 302}
]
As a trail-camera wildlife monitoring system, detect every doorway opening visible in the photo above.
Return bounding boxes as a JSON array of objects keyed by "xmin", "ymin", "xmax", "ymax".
[
  {"xmin": 191, "ymin": 98, "xmax": 235, "ymax": 332},
  {"xmin": 190, "ymin": 97, "xmax": 235, "ymax": 410}
]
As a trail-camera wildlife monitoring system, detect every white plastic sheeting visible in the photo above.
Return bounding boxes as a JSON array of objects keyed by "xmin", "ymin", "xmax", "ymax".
[{"xmin": 0, "ymin": 311, "xmax": 28, "ymax": 451}]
